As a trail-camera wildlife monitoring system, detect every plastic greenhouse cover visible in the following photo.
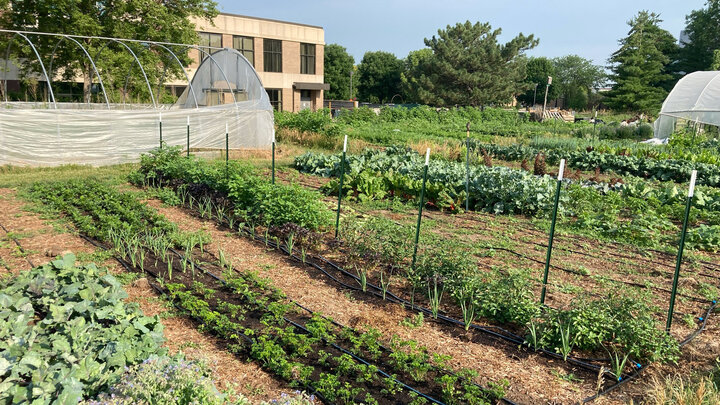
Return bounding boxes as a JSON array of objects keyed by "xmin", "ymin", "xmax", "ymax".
[
  {"xmin": 0, "ymin": 49, "xmax": 274, "ymax": 166},
  {"xmin": 654, "ymin": 71, "xmax": 720, "ymax": 139}
]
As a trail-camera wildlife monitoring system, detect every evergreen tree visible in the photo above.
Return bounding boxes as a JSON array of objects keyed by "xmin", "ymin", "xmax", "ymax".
[
  {"xmin": 356, "ymin": 51, "xmax": 403, "ymax": 103},
  {"xmin": 323, "ymin": 44, "xmax": 355, "ymax": 100},
  {"xmin": 677, "ymin": 0, "xmax": 720, "ymax": 73},
  {"xmin": 517, "ymin": 57, "xmax": 558, "ymax": 107},
  {"xmin": 605, "ymin": 11, "xmax": 677, "ymax": 114},
  {"xmin": 414, "ymin": 21, "xmax": 538, "ymax": 107}
]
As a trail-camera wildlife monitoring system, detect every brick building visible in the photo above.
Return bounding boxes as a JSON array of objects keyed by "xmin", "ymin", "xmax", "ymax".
[{"xmin": 184, "ymin": 12, "xmax": 327, "ymax": 112}]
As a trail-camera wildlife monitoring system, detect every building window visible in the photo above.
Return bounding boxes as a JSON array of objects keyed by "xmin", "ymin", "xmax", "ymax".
[
  {"xmin": 300, "ymin": 43, "xmax": 316, "ymax": 74},
  {"xmin": 264, "ymin": 39, "xmax": 282, "ymax": 73},
  {"xmin": 233, "ymin": 36, "xmax": 254, "ymax": 66},
  {"xmin": 198, "ymin": 32, "xmax": 222, "ymax": 61},
  {"xmin": 267, "ymin": 89, "xmax": 282, "ymax": 110}
]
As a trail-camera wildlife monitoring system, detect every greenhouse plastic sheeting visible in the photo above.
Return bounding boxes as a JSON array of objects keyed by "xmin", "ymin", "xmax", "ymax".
[
  {"xmin": 654, "ymin": 71, "xmax": 720, "ymax": 139},
  {"xmin": 0, "ymin": 48, "xmax": 274, "ymax": 166},
  {"xmin": 0, "ymin": 103, "xmax": 273, "ymax": 166}
]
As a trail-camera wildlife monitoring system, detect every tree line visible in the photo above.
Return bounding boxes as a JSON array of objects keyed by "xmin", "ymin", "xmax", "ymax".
[{"xmin": 325, "ymin": 1, "xmax": 720, "ymax": 114}]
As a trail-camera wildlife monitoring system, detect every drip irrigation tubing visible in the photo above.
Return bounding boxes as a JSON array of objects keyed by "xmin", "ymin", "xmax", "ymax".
[
  {"xmin": 167, "ymin": 247, "xmax": 453, "ymax": 405},
  {"xmin": 212, "ymin": 214, "xmax": 625, "ymax": 377},
  {"xmin": 223, "ymin": 216, "xmax": 719, "ymax": 397},
  {"xmin": 476, "ymin": 246, "xmax": 712, "ymax": 304},
  {"xmin": 289, "ymin": 300, "xmax": 520, "ymax": 405},
  {"xmin": 78, "ymin": 234, "xmax": 335, "ymax": 405},
  {"xmin": 0, "ymin": 220, "xmax": 36, "ymax": 268},
  {"xmin": 157, "ymin": 183, "xmax": 718, "ymax": 403}
]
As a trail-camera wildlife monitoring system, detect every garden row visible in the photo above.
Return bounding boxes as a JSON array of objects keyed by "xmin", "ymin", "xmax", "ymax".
[
  {"xmin": 131, "ymin": 146, "xmax": 687, "ymax": 371},
  {"xmin": 293, "ymin": 146, "xmax": 720, "ymax": 250},
  {"xmin": 28, "ymin": 177, "xmax": 508, "ymax": 404},
  {"xmin": 275, "ymin": 106, "xmax": 579, "ymax": 145},
  {"xmin": 467, "ymin": 140, "xmax": 720, "ymax": 187},
  {"xmin": 528, "ymin": 133, "xmax": 720, "ymax": 167}
]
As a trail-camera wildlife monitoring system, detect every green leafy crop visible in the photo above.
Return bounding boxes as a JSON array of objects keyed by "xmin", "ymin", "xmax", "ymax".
[{"xmin": 0, "ymin": 255, "xmax": 166, "ymax": 403}]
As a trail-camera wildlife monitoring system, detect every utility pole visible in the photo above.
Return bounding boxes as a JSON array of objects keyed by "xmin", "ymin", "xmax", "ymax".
[
  {"xmin": 349, "ymin": 70, "xmax": 354, "ymax": 100},
  {"xmin": 541, "ymin": 76, "xmax": 552, "ymax": 122}
]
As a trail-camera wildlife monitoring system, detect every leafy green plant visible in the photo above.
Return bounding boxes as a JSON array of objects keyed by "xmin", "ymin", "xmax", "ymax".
[{"xmin": 0, "ymin": 255, "xmax": 166, "ymax": 403}]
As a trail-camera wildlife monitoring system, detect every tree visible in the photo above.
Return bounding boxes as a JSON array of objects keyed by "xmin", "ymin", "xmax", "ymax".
[
  {"xmin": 552, "ymin": 55, "xmax": 606, "ymax": 110},
  {"xmin": 323, "ymin": 44, "xmax": 355, "ymax": 100},
  {"xmin": 677, "ymin": 0, "xmax": 720, "ymax": 73},
  {"xmin": 2, "ymin": 0, "xmax": 217, "ymax": 102},
  {"xmin": 400, "ymin": 48, "xmax": 433, "ymax": 104},
  {"xmin": 516, "ymin": 57, "xmax": 558, "ymax": 106},
  {"xmin": 605, "ymin": 11, "xmax": 677, "ymax": 114},
  {"xmin": 413, "ymin": 21, "xmax": 538, "ymax": 107},
  {"xmin": 356, "ymin": 51, "xmax": 403, "ymax": 103}
]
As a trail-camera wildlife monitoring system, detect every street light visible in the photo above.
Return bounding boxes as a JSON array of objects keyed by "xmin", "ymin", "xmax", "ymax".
[
  {"xmin": 541, "ymin": 76, "xmax": 552, "ymax": 121},
  {"xmin": 349, "ymin": 70, "xmax": 354, "ymax": 100}
]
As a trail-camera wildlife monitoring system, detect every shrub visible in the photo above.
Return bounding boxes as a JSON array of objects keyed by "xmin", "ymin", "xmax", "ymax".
[
  {"xmin": 635, "ymin": 123, "xmax": 654, "ymax": 138},
  {"xmin": 615, "ymin": 126, "xmax": 635, "ymax": 139}
]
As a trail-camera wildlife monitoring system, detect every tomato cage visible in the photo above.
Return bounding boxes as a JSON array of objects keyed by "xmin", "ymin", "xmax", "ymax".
[{"xmin": 0, "ymin": 29, "xmax": 274, "ymax": 166}]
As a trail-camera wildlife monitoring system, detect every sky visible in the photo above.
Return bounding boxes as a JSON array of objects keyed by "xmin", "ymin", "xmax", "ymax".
[{"xmin": 217, "ymin": 0, "xmax": 706, "ymax": 66}]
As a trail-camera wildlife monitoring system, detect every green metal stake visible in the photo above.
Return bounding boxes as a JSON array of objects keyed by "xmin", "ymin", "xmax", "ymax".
[
  {"xmin": 186, "ymin": 116, "xmax": 190, "ymax": 157},
  {"xmin": 540, "ymin": 159, "xmax": 565, "ymax": 305},
  {"xmin": 465, "ymin": 122, "xmax": 470, "ymax": 212},
  {"xmin": 334, "ymin": 135, "xmax": 348, "ymax": 239},
  {"xmin": 411, "ymin": 148, "xmax": 431, "ymax": 270},
  {"xmin": 225, "ymin": 122, "xmax": 229, "ymax": 180},
  {"xmin": 272, "ymin": 133, "xmax": 276, "ymax": 185},
  {"xmin": 159, "ymin": 112, "xmax": 163, "ymax": 149},
  {"xmin": 667, "ymin": 170, "xmax": 697, "ymax": 332}
]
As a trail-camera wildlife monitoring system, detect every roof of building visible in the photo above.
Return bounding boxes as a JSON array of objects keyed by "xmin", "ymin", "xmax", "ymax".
[{"xmin": 217, "ymin": 12, "xmax": 324, "ymax": 30}]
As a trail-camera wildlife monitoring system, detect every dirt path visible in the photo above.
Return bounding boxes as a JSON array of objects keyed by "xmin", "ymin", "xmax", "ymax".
[
  {"xmin": 0, "ymin": 188, "xmax": 288, "ymax": 402},
  {"xmin": 148, "ymin": 198, "xmax": 642, "ymax": 405}
]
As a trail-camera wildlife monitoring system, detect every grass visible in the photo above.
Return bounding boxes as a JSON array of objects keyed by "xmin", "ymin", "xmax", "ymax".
[
  {"xmin": 642, "ymin": 371, "xmax": 720, "ymax": 405},
  {"xmin": 0, "ymin": 163, "xmax": 136, "ymax": 188}
]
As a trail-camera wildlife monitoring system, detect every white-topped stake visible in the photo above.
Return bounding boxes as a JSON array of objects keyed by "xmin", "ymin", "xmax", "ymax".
[
  {"xmin": 226, "ymin": 122, "xmax": 229, "ymax": 134},
  {"xmin": 187, "ymin": 116, "xmax": 190, "ymax": 126},
  {"xmin": 159, "ymin": 111, "xmax": 162, "ymax": 122},
  {"xmin": 689, "ymin": 170, "xmax": 697, "ymax": 197},
  {"xmin": 425, "ymin": 148, "xmax": 430, "ymax": 166},
  {"xmin": 272, "ymin": 133, "xmax": 276, "ymax": 144},
  {"xmin": 558, "ymin": 159, "xmax": 566, "ymax": 180},
  {"xmin": 343, "ymin": 135, "xmax": 348, "ymax": 152}
]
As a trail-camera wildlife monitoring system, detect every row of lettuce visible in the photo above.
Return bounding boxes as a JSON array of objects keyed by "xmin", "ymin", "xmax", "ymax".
[
  {"xmin": 129, "ymin": 147, "xmax": 682, "ymax": 365},
  {"xmin": 294, "ymin": 146, "xmax": 720, "ymax": 251},
  {"xmin": 0, "ymin": 255, "xmax": 307, "ymax": 404}
]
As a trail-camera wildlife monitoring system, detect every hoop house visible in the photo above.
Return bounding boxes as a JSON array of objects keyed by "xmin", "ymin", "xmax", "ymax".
[
  {"xmin": 0, "ymin": 30, "xmax": 274, "ymax": 166},
  {"xmin": 654, "ymin": 71, "xmax": 720, "ymax": 139}
]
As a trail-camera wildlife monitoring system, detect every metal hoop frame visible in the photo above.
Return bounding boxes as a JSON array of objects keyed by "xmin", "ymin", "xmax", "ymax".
[{"xmin": 0, "ymin": 29, "xmax": 244, "ymax": 110}]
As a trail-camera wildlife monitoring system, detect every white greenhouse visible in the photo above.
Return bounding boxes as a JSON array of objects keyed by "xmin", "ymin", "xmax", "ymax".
[
  {"xmin": 654, "ymin": 71, "xmax": 720, "ymax": 139},
  {"xmin": 0, "ymin": 30, "xmax": 274, "ymax": 166}
]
